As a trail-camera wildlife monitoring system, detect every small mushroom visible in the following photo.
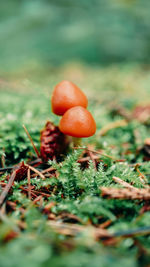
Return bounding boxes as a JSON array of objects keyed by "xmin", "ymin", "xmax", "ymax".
[
  {"xmin": 59, "ymin": 106, "xmax": 96, "ymax": 146},
  {"xmin": 51, "ymin": 80, "xmax": 88, "ymax": 116}
]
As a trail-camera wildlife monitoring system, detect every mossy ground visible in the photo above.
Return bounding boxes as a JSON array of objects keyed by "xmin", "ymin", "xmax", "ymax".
[{"xmin": 0, "ymin": 63, "xmax": 150, "ymax": 267}]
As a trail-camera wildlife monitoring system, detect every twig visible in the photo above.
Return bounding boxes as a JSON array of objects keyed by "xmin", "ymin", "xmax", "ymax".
[
  {"xmin": 86, "ymin": 148, "xmax": 124, "ymax": 162},
  {"xmin": 47, "ymin": 221, "xmax": 150, "ymax": 239},
  {"xmin": 41, "ymin": 167, "xmax": 56, "ymax": 174},
  {"xmin": 101, "ymin": 187, "xmax": 150, "ymax": 200},
  {"xmin": 0, "ymin": 170, "xmax": 17, "ymax": 207},
  {"xmin": 20, "ymin": 186, "xmax": 38, "ymax": 198},
  {"xmin": 27, "ymin": 168, "xmax": 31, "ymax": 200},
  {"xmin": 27, "ymin": 158, "xmax": 42, "ymax": 166},
  {"xmin": 31, "ymin": 190, "xmax": 50, "ymax": 198},
  {"xmin": 32, "ymin": 195, "xmax": 43, "ymax": 204},
  {"xmin": 47, "ymin": 221, "xmax": 110, "ymax": 239},
  {"xmin": 1, "ymin": 148, "xmax": 5, "ymax": 168},
  {"xmin": 74, "ymin": 147, "xmax": 122, "ymax": 162},
  {"xmin": 112, "ymin": 176, "xmax": 137, "ymax": 190},
  {"xmin": 0, "ymin": 159, "xmax": 42, "ymax": 174},
  {"xmin": 25, "ymin": 164, "xmax": 46, "ymax": 180},
  {"xmin": 0, "ymin": 166, "xmax": 13, "ymax": 172},
  {"xmin": 23, "ymin": 124, "xmax": 40, "ymax": 158},
  {"xmin": 114, "ymin": 226, "xmax": 150, "ymax": 237},
  {"xmin": 56, "ymin": 212, "xmax": 83, "ymax": 224},
  {"xmin": 78, "ymin": 155, "xmax": 100, "ymax": 163},
  {"xmin": 20, "ymin": 186, "xmax": 50, "ymax": 198},
  {"xmin": 99, "ymin": 220, "xmax": 112, "ymax": 229},
  {"xmin": 129, "ymin": 162, "xmax": 149, "ymax": 167},
  {"xmin": 135, "ymin": 166, "xmax": 148, "ymax": 184}
]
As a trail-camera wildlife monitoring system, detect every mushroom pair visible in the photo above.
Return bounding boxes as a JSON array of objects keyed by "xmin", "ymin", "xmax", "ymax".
[{"xmin": 51, "ymin": 80, "xmax": 96, "ymax": 145}]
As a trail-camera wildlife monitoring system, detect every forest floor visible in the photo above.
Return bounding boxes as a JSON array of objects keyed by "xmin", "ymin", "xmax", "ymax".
[{"xmin": 0, "ymin": 63, "xmax": 150, "ymax": 267}]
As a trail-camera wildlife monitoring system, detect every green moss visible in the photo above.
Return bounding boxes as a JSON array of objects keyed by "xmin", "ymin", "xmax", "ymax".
[{"xmin": 0, "ymin": 64, "xmax": 150, "ymax": 267}]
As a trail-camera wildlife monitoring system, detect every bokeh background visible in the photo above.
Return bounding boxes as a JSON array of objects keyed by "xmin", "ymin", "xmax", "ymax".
[
  {"xmin": 1, "ymin": 0, "xmax": 150, "ymax": 72},
  {"xmin": 0, "ymin": 3, "xmax": 150, "ymax": 266}
]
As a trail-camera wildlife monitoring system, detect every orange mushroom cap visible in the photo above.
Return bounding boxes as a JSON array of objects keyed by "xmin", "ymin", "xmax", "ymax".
[
  {"xmin": 51, "ymin": 80, "xmax": 88, "ymax": 116},
  {"xmin": 59, "ymin": 106, "xmax": 96, "ymax": 138}
]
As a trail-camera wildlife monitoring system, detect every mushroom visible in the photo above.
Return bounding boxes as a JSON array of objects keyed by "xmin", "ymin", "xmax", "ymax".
[
  {"xmin": 51, "ymin": 80, "xmax": 88, "ymax": 116},
  {"xmin": 59, "ymin": 106, "xmax": 96, "ymax": 146}
]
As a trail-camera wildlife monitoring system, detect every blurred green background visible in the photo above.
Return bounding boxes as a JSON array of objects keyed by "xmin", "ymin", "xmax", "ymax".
[
  {"xmin": 1, "ymin": 0, "xmax": 150, "ymax": 72},
  {"xmin": 0, "ymin": 3, "xmax": 150, "ymax": 267}
]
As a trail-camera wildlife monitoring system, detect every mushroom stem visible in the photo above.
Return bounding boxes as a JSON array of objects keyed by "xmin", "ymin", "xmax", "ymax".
[{"xmin": 72, "ymin": 137, "xmax": 82, "ymax": 147}]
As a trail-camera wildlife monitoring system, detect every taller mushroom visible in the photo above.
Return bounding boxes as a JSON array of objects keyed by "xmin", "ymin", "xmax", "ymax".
[{"xmin": 51, "ymin": 80, "xmax": 88, "ymax": 116}]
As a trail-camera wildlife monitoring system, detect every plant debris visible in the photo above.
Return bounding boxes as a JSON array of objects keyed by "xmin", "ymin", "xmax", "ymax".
[{"xmin": 101, "ymin": 187, "xmax": 150, "ymax": 200}]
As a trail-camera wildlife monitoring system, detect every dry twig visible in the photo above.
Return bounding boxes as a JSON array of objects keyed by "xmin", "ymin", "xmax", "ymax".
[
  {"xmin": 41, "ymin": 167, "xmax": 56, "ymax": 174},
  {"xmin": 25, "ymin": 164, "xmax": 46, "ymax": 180},
  {"xmin": 101, "ymin": 187, "xmax": 150, "ymax": 200},
  {"xmin": 134, "ymin": 166, "xmax": 148, "ymax": 184},
  {"xmin": 78, "ymin": 155, "xmax": 100, "ymax": 163},
  {"xmin": 1, "ymin": 148, "xmax": 5, "ymax": 168},
  {"xmin": 112, "ymin": 176, "xmax": 137, "ymax": 190},
  {"xmin": 23, "ymin": 124, "xmax": 40, "ymax": 158},
  {"xmin": 27, "ymin": 168, "xmax": 31, "ymax": 200},
  {"xmin": 74, "ymin": 147, "xmax": 123, "ymax": 162},
  {"xmin": 47, "ymin": 221, "xmax": 110, "ymax": 239},
  {"xmin": 0, "ymin": 170, "xmax": 17, "ymax": 207},
  {"xmin": 47, "ymin": 221, "xmax": 150, "ymax": 239}
]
